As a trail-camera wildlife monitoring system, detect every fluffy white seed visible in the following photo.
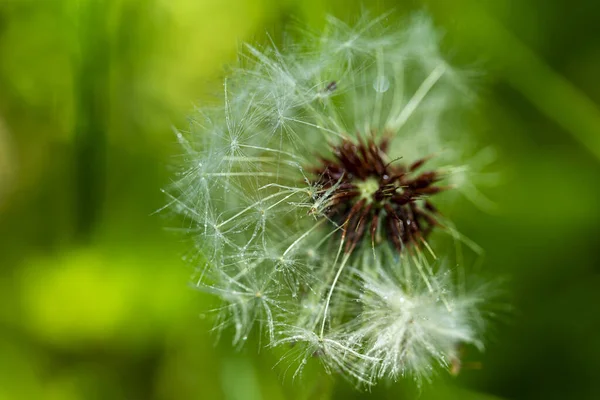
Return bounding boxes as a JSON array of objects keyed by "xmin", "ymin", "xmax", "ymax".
[{"xmin": 167, "ymin": 12, "xmax": 491, "ymax": 387}]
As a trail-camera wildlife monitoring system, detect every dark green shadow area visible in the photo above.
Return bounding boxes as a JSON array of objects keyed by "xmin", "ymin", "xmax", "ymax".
[{"xmin": 1, "ymin": 1, "xmax": 599, "ymax": 399}]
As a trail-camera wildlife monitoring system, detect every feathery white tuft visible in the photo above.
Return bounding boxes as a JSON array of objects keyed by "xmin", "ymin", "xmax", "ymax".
[{"xmin": 166, "ymin": 12, "xmax": 492, "ymax": 387}]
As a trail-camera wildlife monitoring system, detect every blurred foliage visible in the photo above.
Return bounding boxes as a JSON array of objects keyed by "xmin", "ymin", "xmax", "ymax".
[{"xmin": 1, "ymin": 0, "xmax": 599, "ymax": 399}]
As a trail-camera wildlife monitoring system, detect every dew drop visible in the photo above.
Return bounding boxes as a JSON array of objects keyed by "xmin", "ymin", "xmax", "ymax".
[{"xmin": 373, "ymin": 76, "xmax": 390, "ymax": 93}]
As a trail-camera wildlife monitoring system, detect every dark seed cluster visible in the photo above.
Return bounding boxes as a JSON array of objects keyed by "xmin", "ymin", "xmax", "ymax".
[{"xmin": 311, "ymin": 135, "xmax": 449, "ymax": 253}]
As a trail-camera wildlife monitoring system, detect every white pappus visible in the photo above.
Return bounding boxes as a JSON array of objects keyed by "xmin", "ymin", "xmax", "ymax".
[{"xmin": 165, "ymin": 12, "xmax": 494, "ymax": 388}]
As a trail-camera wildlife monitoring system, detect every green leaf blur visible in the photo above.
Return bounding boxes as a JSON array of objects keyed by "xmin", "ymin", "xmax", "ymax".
[{"xmin": 1, "ymin": 0, "xmax": 598, "ymax": 399}]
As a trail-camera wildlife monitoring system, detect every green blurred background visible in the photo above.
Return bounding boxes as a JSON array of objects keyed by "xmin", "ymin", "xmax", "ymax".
[{"xmin": 1, "ymin": 0, "xmax": 599, "ymax": 399}]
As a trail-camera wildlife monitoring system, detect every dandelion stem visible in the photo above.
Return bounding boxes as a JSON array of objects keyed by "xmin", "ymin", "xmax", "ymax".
[
  {"xmin": 217, "ymin": 190, "xmax": 295, "ymax": 228},
  {"xmin": 282, "ymin": 117, "xmax": 344, "ymax": 139},
  {"xmin": 319, "ymin": 250, "xmax": 352, "ymax": 338},
  {"xmin": 372, "ymin": 47, "xmax": 385, "ymax": 130},
  {"xmin": 387, "ymin": 64, "xmax": 445, "ymax": 131},
  {"xmin": 200, "ymin": 172, "xmax": 290, "ymax": 178},
  {"xmin": 238, "ymin": 144, "xmax": 304, "ymax": 161},
  {"xmin": 282, "ymin": 219, "xmax": 327, "ymax": 257},
  {"xmin": 413, "ymin": 256, "xmax": 452, "ymax": 312}
]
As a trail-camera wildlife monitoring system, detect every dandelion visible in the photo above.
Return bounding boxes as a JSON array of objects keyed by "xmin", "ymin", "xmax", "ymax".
[
  {"xmin": 344, "ymin": 258, "xmax": 486, "ymax": 385},
  {"xmin": 166, "ymin": 12, "xmax": 492, "ymax": 387}
]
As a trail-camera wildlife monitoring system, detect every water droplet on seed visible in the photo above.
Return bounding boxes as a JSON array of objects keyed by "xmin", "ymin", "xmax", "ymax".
[{"xmin": 373, "ymin": 76, "xmax": 390, "ymax": 93}]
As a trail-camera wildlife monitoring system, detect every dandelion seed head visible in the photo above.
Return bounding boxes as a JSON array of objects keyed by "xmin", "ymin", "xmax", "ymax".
[{"xmin": 166, "ymin": 11, "xmax": 494, "ymax": 388}]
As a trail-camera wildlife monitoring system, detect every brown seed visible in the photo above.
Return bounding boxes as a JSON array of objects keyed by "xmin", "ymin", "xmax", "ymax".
[{"xmin": 310, "ymin": 135, "xmax": 448, "ymax": 254}]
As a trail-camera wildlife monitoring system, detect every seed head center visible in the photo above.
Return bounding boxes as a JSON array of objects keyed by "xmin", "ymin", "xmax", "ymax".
[
  {"xmin": 311, "ymin": 136, "xmax": 448, "ymax": 253},
  {"xmin": 356, "ymin": 177, "xmax": 380, "ymax": 203}
]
